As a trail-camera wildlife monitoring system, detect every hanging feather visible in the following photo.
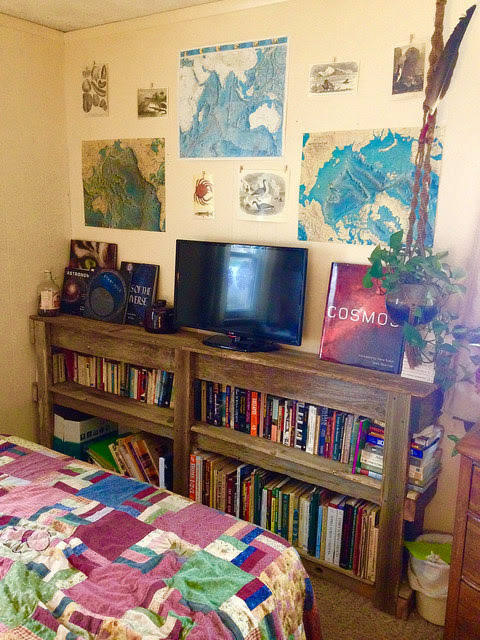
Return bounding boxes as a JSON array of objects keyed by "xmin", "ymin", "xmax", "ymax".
[{"xmin": 424, "ymin": 4, "xmax": 476, "ymax": 114}]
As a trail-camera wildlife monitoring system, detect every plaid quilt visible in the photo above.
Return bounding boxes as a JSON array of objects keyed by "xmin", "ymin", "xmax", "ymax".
[{"xmin": 0, "ymin": 436, "xmax": 321, "ymax": 639}]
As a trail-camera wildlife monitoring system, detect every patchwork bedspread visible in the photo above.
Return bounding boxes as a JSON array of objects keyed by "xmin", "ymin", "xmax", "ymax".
[{"xmin": 0, "ymin": 436, "xmax": 321, "ymax": 639}]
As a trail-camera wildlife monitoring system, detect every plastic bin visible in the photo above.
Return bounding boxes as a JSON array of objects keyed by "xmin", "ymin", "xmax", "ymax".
[{"xmin": 406, "ymin": 532, "xmax": 452, "ymax": 626}]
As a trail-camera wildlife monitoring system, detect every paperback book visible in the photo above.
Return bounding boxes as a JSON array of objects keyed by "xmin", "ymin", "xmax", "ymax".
[
  {"xmin": 120, "ymin": 261, "xmax": 159, "ymax": 326},
  {"xmin": 319, "ymin": 263, "xmax": 405, "ymax": 374}
]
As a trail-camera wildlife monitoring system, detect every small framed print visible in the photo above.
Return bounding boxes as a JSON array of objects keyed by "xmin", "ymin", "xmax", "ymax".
[
  {"xmin": 238, "ymin": 168, "xmax": 288, "ymax": 222},
  {"xmin": 308, "ymin": 61, "xmax": 359, "ymax": 95},
  {"xmin": 392, "ymin": 42, "xmax": 426, "ymax": 96}
]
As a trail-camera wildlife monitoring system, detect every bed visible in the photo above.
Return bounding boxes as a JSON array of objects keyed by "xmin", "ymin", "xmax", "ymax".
[{"xmin": 0, "ymin": 435, "xmax": 322, "ymax": 639}]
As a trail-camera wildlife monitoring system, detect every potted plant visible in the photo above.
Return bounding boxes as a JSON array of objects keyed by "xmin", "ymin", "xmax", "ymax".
[{"xmin": 362, "ymin": 229, "xmax": 469, "ymax": 391}]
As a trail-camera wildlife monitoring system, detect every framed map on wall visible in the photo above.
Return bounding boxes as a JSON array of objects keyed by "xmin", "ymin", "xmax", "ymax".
[
  {"xmin": 298, "ymin": 127, "xmax": 444, "ymax": 246},
  {"xmin": 179, "ymin": 37, "xmax": 287, "ymax": 158}
]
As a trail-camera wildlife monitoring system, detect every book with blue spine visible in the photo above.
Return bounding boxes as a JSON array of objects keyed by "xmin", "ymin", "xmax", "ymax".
[{"xmin": 121, "ymin": 261, "xmax": 159, "ymax": 326}]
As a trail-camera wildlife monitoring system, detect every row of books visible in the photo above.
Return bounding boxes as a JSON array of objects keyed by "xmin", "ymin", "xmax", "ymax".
[
  {"xmin": 189, "ymin": 449, "xmax": 379, "ymax": 581},
  {"xmin": 54, "ymin": 349, "xmax": 175, "ymax": 407},
  {"xmin": 194, "ymin": 379, "xmax": 382, "ymax": 470},
  {"xmin": 357, "ymin": 424, "xmax": 442, "ymax": 493},
  {"xmin": 88, "ymin": 430, "xmax": 173, "ymax": 490}
]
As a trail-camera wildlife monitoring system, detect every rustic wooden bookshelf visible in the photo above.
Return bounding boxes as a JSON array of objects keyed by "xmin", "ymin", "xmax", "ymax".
[{"xmin": 30, "ymin": 314, "xmax": 442, "ymax": 617}]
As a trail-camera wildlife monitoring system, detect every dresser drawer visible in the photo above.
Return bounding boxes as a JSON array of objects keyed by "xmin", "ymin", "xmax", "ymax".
[
  {"xmin": 464, "ymin": 513, "xmax": 480, "ymax": 585},
  {"xmin": 471, "ymin": 465, "xmax": 480, "ymax": 515},
  {"xmin": 456, "ymin": 579, "xmax": 480, "ymax": 639}
]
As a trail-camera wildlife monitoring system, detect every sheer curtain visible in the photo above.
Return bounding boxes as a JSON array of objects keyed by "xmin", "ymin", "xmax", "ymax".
[{"xmin": 443, "ymin": 226, "xmax": 480, "ymax": 424}]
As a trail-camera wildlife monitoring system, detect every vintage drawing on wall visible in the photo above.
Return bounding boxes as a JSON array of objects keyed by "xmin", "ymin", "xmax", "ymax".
[
  {"xmin": 392, "ymin": 42, "xmax": 426, "ymax": 95},
  {"xmin": 238, "ymin": 168, "xmax": 288, "ymax": 222},
  {"xmin": 82, "ymin": 63, "xmax": 108, "ymax": 115},
  {"xmin": 82, "ymin": 138, "xmax": 166, "ymax": 231},
  {"xmin": 308, "ymin": 61, "xmax": 359, "ymax": 95},
  {"xmin": 298, "ymin": 127, "xmax": 444, "ymax": 245},
  {"xmin": 193, "ymin": 172, "xmax": 215, "ymax": 217},
  {"xmin": 179, "ymin": 37, "xmax": 287, "ymax": 158},
  {"xmin": 137, "ymin": 88, "xmax": 168, "ymax": 117}
]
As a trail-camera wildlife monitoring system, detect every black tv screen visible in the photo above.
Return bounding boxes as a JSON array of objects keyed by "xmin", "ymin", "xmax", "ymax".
[{"xmin": 174, "ymin": 240, "xmax": 308, "ymax": 351}]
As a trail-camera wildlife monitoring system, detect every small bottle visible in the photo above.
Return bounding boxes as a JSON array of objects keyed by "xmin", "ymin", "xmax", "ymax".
[{"xmin": 38, "ymin": 270, "xmax": 60, "ymax": 317}]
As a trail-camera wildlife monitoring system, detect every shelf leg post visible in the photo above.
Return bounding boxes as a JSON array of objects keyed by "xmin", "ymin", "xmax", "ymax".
[
  {"xmin": 373, "ymin": 392, "xmax": 411, "ymax": 615},
  {"xmin": 173, "ymin": 348, "xmax": 192, "ymax": 496},
  {"xmin": 33, "ymin": 319, "xmax": 54, "ymax": 447}
]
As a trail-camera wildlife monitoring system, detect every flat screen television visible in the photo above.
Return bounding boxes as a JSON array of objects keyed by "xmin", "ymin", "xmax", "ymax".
[{"xmin": 174, "ymin": 239, "xmax": 308, "ymax": 351}]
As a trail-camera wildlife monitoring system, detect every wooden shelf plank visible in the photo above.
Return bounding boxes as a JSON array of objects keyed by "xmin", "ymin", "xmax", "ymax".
[{"xmin": 50, "ymin": 381, "xmax": 174, "ymax": 440}]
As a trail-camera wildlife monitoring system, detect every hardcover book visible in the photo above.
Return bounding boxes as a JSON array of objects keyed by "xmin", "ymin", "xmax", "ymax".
[
  {"xmin": 120, "ymin": 261, "xmax": 159, "ymax": 326},
  {"xmin": 319, "ymin": 263, "xmax": 405, "ymax": 374},
  {"xmin": 69, "ymin": 240, "xmax": 118, "ymax": 270},
  {"xmin": 60, "ymin": 267, "xmax": 94, "ymax": 316}
]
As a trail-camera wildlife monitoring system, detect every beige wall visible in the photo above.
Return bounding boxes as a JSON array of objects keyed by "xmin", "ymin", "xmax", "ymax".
[
  {"xmin": 0, "ymin": 15, "xmax": 70, "ymax": 439},
  {"xmin": 4, "ymin": 0, "xmax": 478, "ymax": 530}
]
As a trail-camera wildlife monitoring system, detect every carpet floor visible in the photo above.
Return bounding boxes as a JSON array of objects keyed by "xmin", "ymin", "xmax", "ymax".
[{"xmin": 311, "ymin": 575, "xmax": 444, "ymax": 640}]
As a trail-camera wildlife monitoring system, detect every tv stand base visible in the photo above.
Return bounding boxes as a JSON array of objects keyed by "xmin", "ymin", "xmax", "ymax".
[{"xmin": 202, "ymin": 334, "xmax": 279, "ymax": 352}]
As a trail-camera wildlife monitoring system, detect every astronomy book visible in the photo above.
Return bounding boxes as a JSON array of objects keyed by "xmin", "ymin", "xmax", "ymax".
[{"xmin": 319, "ymin": 262, "xmax": 405, "ymax": 374}]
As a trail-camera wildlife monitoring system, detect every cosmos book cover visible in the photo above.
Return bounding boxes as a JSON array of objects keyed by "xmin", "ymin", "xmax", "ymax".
[{"xmin": 319, "ymin": 263, "xmax": 404, "ymax": 374}]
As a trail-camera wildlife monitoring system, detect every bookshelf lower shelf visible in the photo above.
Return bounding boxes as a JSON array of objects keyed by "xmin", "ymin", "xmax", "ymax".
[
  {"xmin": 50, "ymin": 381, "xmax": 174, "ymax": 441},
  {"xmin": 191, "ymin": 422, "xmax": 431, "ymax": 524},
  {"xmin": 191, "ymin": 422, "xmax": 381, "ymax": 503}
]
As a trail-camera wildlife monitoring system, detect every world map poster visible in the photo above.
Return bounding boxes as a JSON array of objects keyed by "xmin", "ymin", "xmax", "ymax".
[
  {"xmin": 298, "ymin": 127, "xmax": 444, "ymax": 245},
  {"xmin": 179, "ymin": 37, "xmax": 287, "ymax": 158},
  {"xmin": 82, "ymin": 138, "xmax": 166, "ymax": 231}
]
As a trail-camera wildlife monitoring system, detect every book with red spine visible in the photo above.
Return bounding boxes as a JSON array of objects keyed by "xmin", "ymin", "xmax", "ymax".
[{"xmin": 319, "ymin": 263, "xmax": 404, "ymax": 374}]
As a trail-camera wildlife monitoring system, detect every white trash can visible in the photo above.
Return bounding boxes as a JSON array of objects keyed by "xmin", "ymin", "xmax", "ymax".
[{"xmin": 406, "ymin": 532, "xmax": 452, "ymax": 626}]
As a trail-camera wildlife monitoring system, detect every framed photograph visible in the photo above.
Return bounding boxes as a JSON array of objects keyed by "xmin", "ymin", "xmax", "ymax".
[{"xmin": 392, "ymin": 42, "xmax": 426, "ymax": 95}]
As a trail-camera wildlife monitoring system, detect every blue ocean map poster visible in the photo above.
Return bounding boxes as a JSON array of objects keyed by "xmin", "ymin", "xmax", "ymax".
[
  {"xmin": 179, "ymin": 37, "xmax": 287, "ymax": 158},
  {"xmin": 298, "ymin": 127, "xmax": 444, "ymax": 245},
  {"xmin": 82, "ymin": 138, "xmax": 166, "ymax": 231}
]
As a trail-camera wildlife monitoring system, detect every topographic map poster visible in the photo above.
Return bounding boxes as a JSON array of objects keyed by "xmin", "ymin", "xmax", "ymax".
[
  {"xmin": 179, "ymin": 37, "xmax": 287, "ymax": 158},
  {"xmin": 298, "ymin": 127, "xmax": 444, "ymax": 245},
  {"xmin": 82, "ymin": 138, "xmax": 166, "ymax": 231}
]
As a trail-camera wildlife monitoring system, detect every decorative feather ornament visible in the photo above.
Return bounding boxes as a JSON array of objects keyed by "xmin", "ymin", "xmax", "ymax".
[{"xmin": 424, "ymin": 4, "xmax": 476, "ymax": 114}]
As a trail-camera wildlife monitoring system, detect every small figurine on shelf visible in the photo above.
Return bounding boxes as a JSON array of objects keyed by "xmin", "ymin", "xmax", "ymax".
[{"xmin": 37, "ymin": 270, "xmax": 60, "ymax": 317}]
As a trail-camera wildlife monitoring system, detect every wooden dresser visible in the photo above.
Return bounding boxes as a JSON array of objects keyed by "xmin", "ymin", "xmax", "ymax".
[{"xmin": 444, "ymin": 424, "xmax": 480, "ymax": 639}]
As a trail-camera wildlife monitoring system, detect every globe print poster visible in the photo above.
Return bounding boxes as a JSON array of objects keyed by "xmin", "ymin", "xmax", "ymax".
[
  {"xmin": 82, "ymin": 138, "xmax": 165, "ymax": 231},
  {"xmin": 298, "ymin": 127, "xmax": 444, "ymax": 246},
  {"xmin": 179, "ymin": 37, "xmax": 287, "ymax": 158}
]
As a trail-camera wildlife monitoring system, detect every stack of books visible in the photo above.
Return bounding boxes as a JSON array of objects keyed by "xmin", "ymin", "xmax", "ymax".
[
  {"xmin": 189, "ymin": 449, "xmax": 380, "ymax": 580},
  {"xmin": 358, "ymin": 424, "xmax": 442, "ymax": 492},
  {"xmin": 87, "ymin": 431, "xmax": 173, "ymax": 490}
]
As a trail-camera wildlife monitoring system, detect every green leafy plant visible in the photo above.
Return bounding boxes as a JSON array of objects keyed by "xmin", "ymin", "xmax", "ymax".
[{"xmin": 363, "ymin": 230, "xmax": 471, "ymax": 392}]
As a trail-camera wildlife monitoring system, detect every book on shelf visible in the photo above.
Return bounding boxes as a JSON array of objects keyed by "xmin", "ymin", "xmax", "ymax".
[
  {"xmin": 120, "ymin": 261, "xmax": 159, "ymax": 327},
  {"xmin": 69, "ymin": 239, "xmax": 118, "ymax": 270},
  {"xmin": 60, "ymin": 267, "xmax": 95, "ymax": 316},
  {"xmin": 319, "ymin": 262, "xmax": 405, "ymax": 374},
  {"xmin": 87, "ymin": 434, "xmax": 124, "ymax": 472}
]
